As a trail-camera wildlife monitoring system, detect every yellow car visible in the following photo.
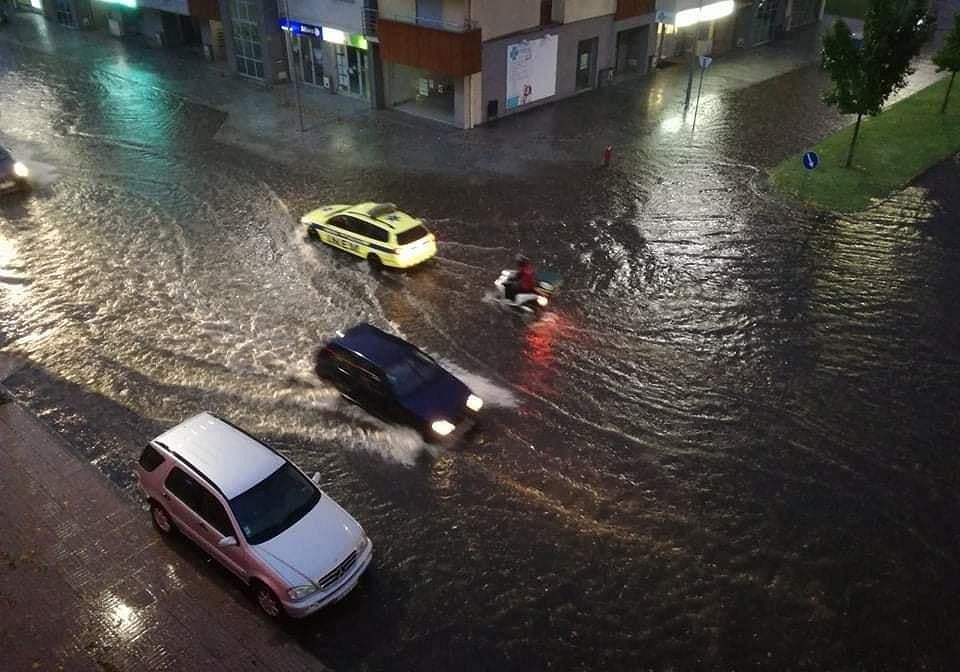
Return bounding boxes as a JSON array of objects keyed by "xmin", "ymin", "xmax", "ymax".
[{"xmin": 302, "ymin": 202, "xmax": 437, "ymax": 270}]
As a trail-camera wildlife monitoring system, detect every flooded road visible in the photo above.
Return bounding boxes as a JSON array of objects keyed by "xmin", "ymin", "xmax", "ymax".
[{"xmin": 2, "ymin": 31, "xmax": 960, "ymax": 672}]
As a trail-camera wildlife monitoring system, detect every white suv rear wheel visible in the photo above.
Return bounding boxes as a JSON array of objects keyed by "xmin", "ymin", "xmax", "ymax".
[{"xmin": 150, "ymin": 502, "xmax": 175, "ymax": 536}]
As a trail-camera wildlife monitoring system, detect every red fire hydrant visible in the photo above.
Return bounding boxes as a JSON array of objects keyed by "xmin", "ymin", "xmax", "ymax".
[{"xmin": 602, "ymin": 145, "xmax": 613, "ymax": 166}]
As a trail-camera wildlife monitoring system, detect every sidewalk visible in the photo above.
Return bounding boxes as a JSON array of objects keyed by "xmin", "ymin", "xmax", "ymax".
[
  {"xmin": 0, "ymin": 10, "xmax": 834, "ymax": 176},
  {"xmin": 0, "ymin": 371, "xmax": 324, "ymax": 671},
  {"xmin": 0, "ymin": 7, "xmax": 950, "ymax": 178}
]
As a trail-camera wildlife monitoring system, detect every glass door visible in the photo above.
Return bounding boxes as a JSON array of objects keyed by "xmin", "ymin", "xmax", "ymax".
[
  {"xmin": 347, "ymin": 47, "xmax": 368, "ymax": 98},
  {"xmin": 298, "ymin": 36, "xmax": 317, "ymax": 86},
  {"xmin": 751, "ymin": 0, "xmax": 779, "ymax": 46},
  {"xmin": 576, "ymin": 38, "xmax": 596, "ymax": 90},
  {"xmin": 335, "ymin": 45, "xmax": 350, "ymax": 94},
  {"xmin": 55, "ymin": 0, "xmax": 77, "ymax": 27}
]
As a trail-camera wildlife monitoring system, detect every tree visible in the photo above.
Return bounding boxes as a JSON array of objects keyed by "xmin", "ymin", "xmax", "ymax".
[
  {"xmin": 822, "ymin": 0, "xmax": 934, "ymax": 167},
  {"xmin": 932, "ymin": 14, "xmax": 960, "ymax": 113}
]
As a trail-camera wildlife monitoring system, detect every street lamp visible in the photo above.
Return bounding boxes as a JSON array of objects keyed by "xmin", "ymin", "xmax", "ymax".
[{"xmin": 678, "ymin": 0, "xmax": 734, "ymax": 110}]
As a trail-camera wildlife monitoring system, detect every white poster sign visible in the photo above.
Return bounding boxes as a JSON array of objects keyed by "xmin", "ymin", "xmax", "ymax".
[{"xmin": 505, "ymin": 34, "xmax": 559, "ymax": 110}]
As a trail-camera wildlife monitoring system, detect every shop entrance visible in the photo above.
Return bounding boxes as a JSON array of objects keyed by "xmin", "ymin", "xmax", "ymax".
[
  {"xmin": 387, "ymin": 64, "xmax": 455, "ymax": 125},
  {"xmin": 296, "ymin": 35, "xmax": 324, "ymax": 87},
  {"xmin": 335, "ymin": 45, "xmax": 369, "ymax": 99},
  {"xmin": 616, "ymin": 26, "xmax": 650, "ymax": 74},
  {"xmin": 576, "ymin": 37, "xmax": 597, "ymax": 90}
]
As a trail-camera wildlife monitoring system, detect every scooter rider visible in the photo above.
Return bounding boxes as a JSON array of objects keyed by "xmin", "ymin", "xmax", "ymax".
[{"xmin": 506, "ymin": 254, "xmax": 536, "ymax": 302}]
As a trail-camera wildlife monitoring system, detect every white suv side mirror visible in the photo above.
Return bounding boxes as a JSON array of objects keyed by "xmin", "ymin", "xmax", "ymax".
[
  {"xmin": 311, "ymin": 472, "xmax": 322, "ymax": 485},
  {"xmin": 217, "ymin": 535, "xmax": 238, "ymax": 548}
]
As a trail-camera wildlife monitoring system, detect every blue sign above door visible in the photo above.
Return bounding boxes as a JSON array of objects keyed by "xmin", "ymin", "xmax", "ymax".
[{"xmin": 280, "ymin": 19, "xmax": 321, "ymax": 37}]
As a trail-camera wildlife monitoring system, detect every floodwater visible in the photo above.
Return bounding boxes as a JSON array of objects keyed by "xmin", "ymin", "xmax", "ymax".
[{"xmin": 2, "ymin": 27, "xmax": 960, "ymax": 672}]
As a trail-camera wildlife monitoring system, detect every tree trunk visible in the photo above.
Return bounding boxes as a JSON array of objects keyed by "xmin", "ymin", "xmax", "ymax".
[
  {"xmin": 942, "ymin": 72, "xmax": 956, "ymax": 114},
  {"xmin": 846, "ymin": 113, "xmax": 863, "ymax": 168}
]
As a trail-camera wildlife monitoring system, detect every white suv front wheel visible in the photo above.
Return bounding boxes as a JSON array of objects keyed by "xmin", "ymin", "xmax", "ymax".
[{"xmin": 253, "ymin": 582, "xmax": 284, "ymax": 618}]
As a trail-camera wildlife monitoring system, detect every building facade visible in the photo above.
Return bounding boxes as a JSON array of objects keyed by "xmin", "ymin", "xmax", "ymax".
[
  {"xmin": 136, "ymin": 0, "xmax": 224, "ymax": 58},
  {"xmin": 278, "ymin": 0, "xmax": 384, "ymax": 106},
  {"xmin": 654, "ymin": 0, "xmax": 824, "ymax": 60},
  {"xmin": 14, "ymin": 0, "xmax": 823, "ymax": 124},
  {"xmin": 366, "ymin": 0, "xmax": 658, "ymax": 127},
  {"xmin": 218, "ymin": 0, "xmax": 285, "ymax": 81},
  {"xmin": 44, "ymin": 0, "xmax": 95, "ymax": 29},
  {"xmin": 50, "ymin": 0, "xmax": 228, "ymax": 59}
]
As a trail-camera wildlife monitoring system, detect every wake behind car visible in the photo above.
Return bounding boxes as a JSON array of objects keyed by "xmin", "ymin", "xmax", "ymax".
[
  {"xmin": 135, "ymin": 412, "xmax": 372, "ymax": 619},
  {"xmin": 316, "ymin": 323, "xmax": 483, "ymax": 442},
  {"xmin": 0, "ymin": 145, "xmax": 30, "ymax": 195},
  {"xmin": 302, "ymin": 202, "xmax": 436, "ymax": 270}
]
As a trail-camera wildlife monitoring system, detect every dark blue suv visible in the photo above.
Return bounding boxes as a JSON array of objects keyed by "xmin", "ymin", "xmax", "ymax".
[{"xmin": 315, "ymin": 324, "xmax": 483, "ymax": 441}]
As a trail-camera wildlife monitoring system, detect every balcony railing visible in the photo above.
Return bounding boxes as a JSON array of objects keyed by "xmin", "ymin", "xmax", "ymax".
[{"xmin": 362, "ymin": 7, "xmax": 479, "ymax": 36}]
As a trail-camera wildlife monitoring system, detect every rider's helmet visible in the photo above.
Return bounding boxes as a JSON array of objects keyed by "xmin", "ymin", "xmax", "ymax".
[{"xmin": 516, "ymin": 254, "xmax": 530, "ymax": 267}]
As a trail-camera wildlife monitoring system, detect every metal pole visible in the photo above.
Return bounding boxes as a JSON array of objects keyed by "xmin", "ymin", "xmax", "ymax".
[
  {"xmin": 683, "ymin": 0, "xmax": 704, "ymax": 110},
  {"xmin": 684, "ymin": 36, "xmax": 696, "ymax": 110},
  {"xmin": 279, "ymin": 0, "xmax": 305, "ymax": 132},
  {"xmin": 691, "ymin": 60, "xmax": 705, "ymax": 131},
  {"xmin": 655, "ymin": 21, "xmax": 666, "ymax": 66}
]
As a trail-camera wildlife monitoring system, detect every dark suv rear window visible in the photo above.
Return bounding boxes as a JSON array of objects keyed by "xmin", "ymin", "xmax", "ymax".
[
  {"xmin": 396, "ymin": 225, "xmax": 429, "ymax": 246},
  {"xmin": 138, "ymin": 445, "xmax": 165, "ymax": 472}
]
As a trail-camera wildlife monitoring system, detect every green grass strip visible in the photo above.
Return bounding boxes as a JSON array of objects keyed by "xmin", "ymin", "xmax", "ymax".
[{"xmin": 769, "ymin": 76, "xmax": 960, "ymax": 213}]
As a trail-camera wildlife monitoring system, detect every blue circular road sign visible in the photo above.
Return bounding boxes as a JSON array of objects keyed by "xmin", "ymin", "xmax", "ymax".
[{"xmin": 802, "ymin": 151, "xmax": 820, "ymax": 170}]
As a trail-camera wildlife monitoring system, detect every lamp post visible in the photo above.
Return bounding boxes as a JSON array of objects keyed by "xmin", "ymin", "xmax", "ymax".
[{"xmin": 278, "ymin": 0, "xmax": 305, "ymax": 132}]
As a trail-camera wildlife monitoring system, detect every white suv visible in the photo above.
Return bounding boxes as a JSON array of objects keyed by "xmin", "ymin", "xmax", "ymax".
[{"xmin": 135, "ymin": 412, "xmax": 373, "ymax": 618}]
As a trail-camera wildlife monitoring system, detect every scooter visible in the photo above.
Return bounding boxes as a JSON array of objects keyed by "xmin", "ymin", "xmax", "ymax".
[{"xmin": 493, "ymin": 269, "xmax": 561, "ymax": 313}]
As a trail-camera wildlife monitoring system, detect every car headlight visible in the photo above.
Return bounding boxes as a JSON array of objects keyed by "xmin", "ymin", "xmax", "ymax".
[
  {"xmin": 431, "ymin": 420, "xmax": 456, "ymax": 436},
  {"xmin": 358, "ymin": 529, "xmax": 370, "ymax": 551},
  {"xmin": 287, "ymin": 584, "xmax": 319, "ymax": 601},
  {"xmin": 13, "ymin": 162, "xmax": 29, "ymax": 178},
  {"xmin": 536, "ymin": 295, "xmax": 548, "ymax": 307},
  {"xmin": 466, "ymin": 394, "xmax": 483, "ymax": 412}
]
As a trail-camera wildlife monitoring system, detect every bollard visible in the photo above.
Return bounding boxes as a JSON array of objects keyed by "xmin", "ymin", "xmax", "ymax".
[{"xmin": 602, "ymin": 145, "xmax": 613, "ymax": 167}]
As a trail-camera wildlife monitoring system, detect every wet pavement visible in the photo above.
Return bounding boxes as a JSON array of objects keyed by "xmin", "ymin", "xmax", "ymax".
[
  {"xmin": 0, "ymin": 389, "xmax": 325, "ymax": 671},
  {"xmin": 2, "ymin": 8, "xmax": 960, "ymax": 672}
]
